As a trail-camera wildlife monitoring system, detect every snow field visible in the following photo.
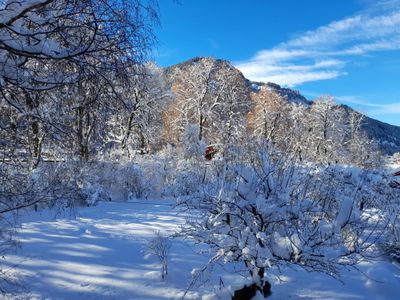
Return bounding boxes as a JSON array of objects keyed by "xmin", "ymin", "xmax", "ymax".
[{"xmin": 0, "ymin": 201, "xmax": 399, "ymax": 299}]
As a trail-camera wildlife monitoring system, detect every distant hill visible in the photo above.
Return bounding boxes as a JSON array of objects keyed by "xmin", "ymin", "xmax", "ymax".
[{"xmin": 163, "ymin": 56, "xmax": 400, "ymax": 155}]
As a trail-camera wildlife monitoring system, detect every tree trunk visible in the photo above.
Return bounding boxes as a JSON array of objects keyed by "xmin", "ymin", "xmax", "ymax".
[
  {"xmin": 199, "ymin": 113, "xmax": 204, "ymax": 141},
  {"xmin": 76, "ymin": 106, "xmax": 89, "ymax": 160},
  {"xmin": 234, "ymin": 263, "xmax": 271, "ymax": 299},
  {"xmin": 24, "ymin": 92, "xmax": 42, "ymax": 168}
]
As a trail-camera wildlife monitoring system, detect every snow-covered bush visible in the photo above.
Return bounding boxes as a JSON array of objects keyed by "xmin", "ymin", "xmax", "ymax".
[
  {"xmin": 147, "ymin": 231, "xmax": 172, "ymax": 279},
  {"xmin": 160, "ymin": 143, "xmax": 209, "ymax": 197},
  {"xmin": 164, "ymin": 162, "xmax": 207, "ymax": 197},
  {"xmin": 385, "ymin": 225, "xmax": 400, "ymax": 263},
  {"xmin": 178, "ymin": 145, "xmax": 399, "ymax": 297},
  {"xmin": 4, "ymin": 160, "xmax": 155, "ymax": 212},
  {"xmin": 391, "ymin": 152, "xmax": 400, "ymax": 164},
  {"xmin": 54, "ymin": 161, "xmax": 151, "ymax": 204},
  {"xmin": 0, "ymin": 213, "xmax": 18, "ymax": 257},
  {"xmin": 381, "ymin": 211, "xmax": 400, "ymax": 263}
]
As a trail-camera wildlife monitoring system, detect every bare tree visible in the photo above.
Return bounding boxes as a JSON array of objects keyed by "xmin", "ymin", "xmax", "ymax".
[
  {"xmin": 147, "ymin": 230, "xmax": 171, "ymax": 279},
  {"xmin": 248, "ymin": 87, "xmax": 287, "ymax": 143},
  {"xmin": 120, "ymin": 63, "xmax": 172, "ymax": 156},
  {"xmin": 345, "ymin": 111, "xmax": 381, "ymax": 168},
  {"xmin": 163, "ymin": 57, "xmax": 217, "ymax": 145}
]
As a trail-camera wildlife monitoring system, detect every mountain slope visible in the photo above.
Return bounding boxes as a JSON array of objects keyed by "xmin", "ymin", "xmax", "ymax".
[{"xmin": 163, "ymin": 57, "xmax": 400, "ymax": 155}]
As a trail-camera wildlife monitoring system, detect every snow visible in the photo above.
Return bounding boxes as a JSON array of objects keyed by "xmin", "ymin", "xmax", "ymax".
[
  {"xmin": 1, "ymin": 201, "xmax": 204, "ymax": 299},
  {"xmin": 268, "ymin": 261, "xmax": 400, "ymax": 300},
  {"xmin": 251, "ymin": 83, "xmax": 261, "ymax": 92},
  {"xmin": 1, "ymin": 201, "xmax": 399, "ymax": 299},
  {"xmin": 335, "ymin": 196, "xmax": 354, "ymax": 229}
]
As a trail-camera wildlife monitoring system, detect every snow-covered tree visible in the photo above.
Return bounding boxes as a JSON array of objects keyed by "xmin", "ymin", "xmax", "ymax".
[
  {"xmin": 247, "ymin": 87, "xmax": 309, "ymax": 162},
  {"xmin": 119, "ymin": 63, "xmax": 173, "ymax": 156},
  {"xmin": 0, "ymin": 0, "xmax": 159, "ymax": 215},
  {"xmin": 345, "ymin": 111, "xmax": 381, "ymax": 168},
  {"xmin": 163, "ymin": 58, "xmax": 250, "ymax": 158},
  {"xmin": 305, "ymin": 96, "xmax": 347, "ymax": 164},
  {"xmin": 0, "ymin": 0, "xmax": 157, "ymax": 90},
  {"xmin": 247, "ymin": 87, "xmax": 287, "ymax": 143},
  {"xmin": 162, "ymin": 58, "xmax": 217, "ymax": 145},
  {"xmin": 211, "ymin": 62, "xmax": 250, "ymax": 159}
]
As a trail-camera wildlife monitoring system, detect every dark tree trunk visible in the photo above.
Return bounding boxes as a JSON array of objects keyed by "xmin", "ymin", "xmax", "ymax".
[{"xmin": 233, "ymin": 265, "xmax": 271, "ymax": 299}]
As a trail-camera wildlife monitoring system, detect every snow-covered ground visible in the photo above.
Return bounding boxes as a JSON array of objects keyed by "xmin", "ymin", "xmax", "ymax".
[{"xmin": 1, "ymin": 201, "xmax": 399, "ymax": 299}]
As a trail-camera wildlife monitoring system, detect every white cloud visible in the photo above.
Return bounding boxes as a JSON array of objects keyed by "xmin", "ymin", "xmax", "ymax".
[
  {"xmin": 239, "ymin": 59, "xmax": 345, "ymax": 87},
  {"xmin": 235, "ymin": 1, "xmax": 400, "ymax": 86},
  {"xmin": 255, "ymin": 71, "xmax": 343, "ymax": 87},
  {"xmin": 287, "ymin": 11, "xmax": 400, "ymax": 49},
  {"xmin": 335, "ymin": 95, "xmax": 400, "ymax": 117},
  {"xmin": 371, "ymin": 103, "xmax": 400, "ymax": 114},
  {"xmin": 335, "ymin": 95, "xmax": 383, "ymax": 107}
]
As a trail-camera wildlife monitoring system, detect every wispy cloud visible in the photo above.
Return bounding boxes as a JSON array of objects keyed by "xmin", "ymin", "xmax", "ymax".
[
  {"xmin": 335, "ymin": 95, "xmax": 400, "ymax": 117},
  {"xmin": 371, "ymin": 103, "xmax": 400, "ymax": 115},
  {"xmin": 236, "ymin": 0, "xmax": 400, "ymax": 87},
  {"xmin": 336, "ymin": 96, "xmax": 400, "ymax": 115}
]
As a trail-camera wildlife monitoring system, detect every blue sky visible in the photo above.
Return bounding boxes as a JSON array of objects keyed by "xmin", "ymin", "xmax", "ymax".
[{"xmin": 154, "ymin": 0, "xmax": 400, "ymax": 126}]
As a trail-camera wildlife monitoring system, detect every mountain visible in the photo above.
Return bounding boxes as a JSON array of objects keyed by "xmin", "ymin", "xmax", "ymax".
[
  {"xmin": 361, "ymin": 115, "xmax": 400, "ymax": 155},
  {"xmin": 250, "ymin": 81, "xmax": 312, "ymax": 105},
  {"xmin": 163, "ymin": 57, "xmax": 400, "ymax": 155}
]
